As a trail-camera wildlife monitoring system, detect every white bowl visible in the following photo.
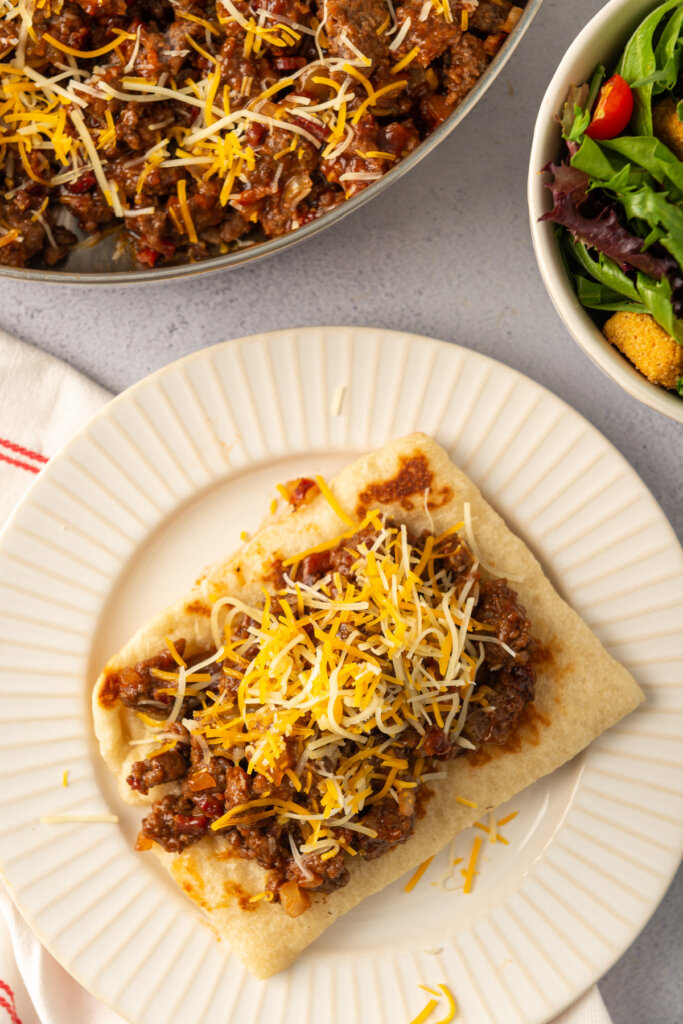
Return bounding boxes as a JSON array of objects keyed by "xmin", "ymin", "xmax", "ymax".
[{"xmin": 527, "ymin": 0, "xmax": 683, "ymax": 423}]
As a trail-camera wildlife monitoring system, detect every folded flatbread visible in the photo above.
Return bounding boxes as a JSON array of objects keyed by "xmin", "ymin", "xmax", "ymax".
[{"xmin": 93, "ymin": 433, "xmax": 643, "ymax": 978}]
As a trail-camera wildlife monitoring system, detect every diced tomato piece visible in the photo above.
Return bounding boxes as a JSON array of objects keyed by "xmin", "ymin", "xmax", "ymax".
[
  {"xmin": 173, "ymin": 814, "xmax": 207, "ymax": 832},
  {"xmin": 68, "ymin": 172, "xmax": 96, "ymax": 194},
  {"xmin": 291, "ymin": 115, "xmax": 329, "ymax": 141},
  {"xmin": 585, "ymin": 74, "xmax": 633, "ymax": 140},
  {"xmin": 287, "ymin": 477, "xmax": 318, "ymax": 507},
  {"xmin": 193, "ymin": 793, "xmax": 224, "ymax": 818},
  {"xmin": 272, "ymin": 56, "xmax": 307, "ymax": 70},
  {"xmin": 137, "ymin": 247, "xmax": 159, "ymax": 267},
  {"xmin": 246, "ymin": 122, "xmax": 268, "ymax": 147}
]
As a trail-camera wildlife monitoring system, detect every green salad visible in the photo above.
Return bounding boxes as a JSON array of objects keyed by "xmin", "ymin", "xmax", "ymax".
[{"xmin": 542, "ymin": 0, "xmax": 683, "ymax": 395}]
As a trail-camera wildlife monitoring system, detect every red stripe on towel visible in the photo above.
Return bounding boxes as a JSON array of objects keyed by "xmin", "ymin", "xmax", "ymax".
[
  {"xmin": 0, "ymin": 452, "xmax": 40, "ymax": 474},
  {"xmin": 0, "ymin": 981, "xmax": 22, "ymax": 1024},
  {"xmin": 0, "ymin": 438, "xmax": 48, "ymax": 464}
]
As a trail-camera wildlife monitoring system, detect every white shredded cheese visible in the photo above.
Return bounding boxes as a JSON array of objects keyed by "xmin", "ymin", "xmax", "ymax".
[
  {"xmin": 389, "ymin": 16, "xmax": 411, "ymax": 50},
  {"xmin": 330, "ymin": 385, "xmax": 347, "ymax": 415}
]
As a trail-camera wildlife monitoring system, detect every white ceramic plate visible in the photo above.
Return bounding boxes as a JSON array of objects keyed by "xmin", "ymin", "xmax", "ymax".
[{"xmin": 0, "ymin": 327, "xmax": 681, "ymax": 1024}]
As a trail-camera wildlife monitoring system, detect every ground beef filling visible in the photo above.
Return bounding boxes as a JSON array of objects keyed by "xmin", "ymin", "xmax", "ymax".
[
  {"xmin": 0, "ymin": 0, "xmax": 526, "ymax": 270},
  {"xmin": 105, "ymin": 525, "xmax": 537, "ymax": 908}
]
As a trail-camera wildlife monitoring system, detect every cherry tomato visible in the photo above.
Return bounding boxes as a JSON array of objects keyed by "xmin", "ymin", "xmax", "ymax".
[{"xmin": 585, "ymin": 73, "xmax": 634, "ymax": 140}]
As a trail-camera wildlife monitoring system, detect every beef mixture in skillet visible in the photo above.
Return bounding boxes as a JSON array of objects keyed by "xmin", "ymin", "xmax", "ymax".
[{"xmin": 0, "ymin": 0, "xmax": 525, "ymax": 268}]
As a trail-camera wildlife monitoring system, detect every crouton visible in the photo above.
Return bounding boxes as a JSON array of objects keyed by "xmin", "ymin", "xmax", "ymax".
[
  {"xmin": 652, "ymin": 96, "xmax": 683, "ymax": 159},
  {"xmin": 603, "ymin": 311, "xmax": 683, "ymax": 389}
]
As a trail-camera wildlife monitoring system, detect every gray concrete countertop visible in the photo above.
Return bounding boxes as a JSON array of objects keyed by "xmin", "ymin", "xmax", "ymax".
[{"xmin": 0, "ymin": 0, "xmax": 680, "ymax": 1020}]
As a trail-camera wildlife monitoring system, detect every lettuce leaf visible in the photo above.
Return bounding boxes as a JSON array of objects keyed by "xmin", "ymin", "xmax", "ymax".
[{"xmin": 541, "ymin": 160, "xmax": 678, "ymax": 280}]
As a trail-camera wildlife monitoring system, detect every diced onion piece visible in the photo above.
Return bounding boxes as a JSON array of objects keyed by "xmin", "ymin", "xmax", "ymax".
[
  {"xmin": 502, "ymin": 5, "xmax": 523, "ymax": 32},
  {"xmin": 278, "ymin": 880, "xmax": 312, "ymax": 917},
  {"xmin": 186, "ymin": 770, "xmax": 218, "ymax": 792}
]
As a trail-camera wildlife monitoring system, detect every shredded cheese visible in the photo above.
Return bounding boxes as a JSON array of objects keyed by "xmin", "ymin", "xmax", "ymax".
[
  {"xmin": 0, "ymin": 228, "xmax": 20, "ymax": 248},
  {"xmin": 68, "ymin": 108, "xmax": 123, "ymax": 216},
  {"xmin": 391, "ymin": 45, "xmax": 420, "ymax": 73},
  {"xmin": 351, "ymin": 79, "xmax": 407, "ymax": 124},
  {"xmin": 165, "ymin": 635, "xmax": 187, "ymax": 668},
  {"xmin": 176, "ymin": 178, "xmax": 198, "ymax": 243},
  {"xmin": 473, "ymin": 821, "xmax": 507, "ymax": 844},
  {"xmin": 433, "ymin": 985, "xmax": 458, "ymax": 1023},
  {"xmin": 41, "ymin": 30, "xmax": 135, "ymax": 59},
  {"xmin": 141, "ymin": 507, "xmax": 524, "ymax": 860},
  {"xmin": 314, "ymin": 474, "xmax": 355, "ymax": 526},
  {"xmin": 411, "ymin": 985, "xmax": 459, "ymax": 1024},
  {"xmin": 410, "ymin": 999, "xmax": 439, "ymax": 1024},
  {"xmin": 462, "ymin": 835, "xmax": 482, "ymax": 893},
  {"xmin": 330, "ymin": 384, "xmax": 346, "ymax": 416},
  {"xmin": 404, "ymin": 855, "xmax": 434, "ymax": 892},
  {"xmin": 127, "ymin": 507, "xmax": 526, "ymax": 870},
  {"xmin": 455, "ymin": 795, "xmax": 477, "ymax": 808},
  {"xmin": 388, "ymin": 16, "xmax": 411, "ymax": 50}
]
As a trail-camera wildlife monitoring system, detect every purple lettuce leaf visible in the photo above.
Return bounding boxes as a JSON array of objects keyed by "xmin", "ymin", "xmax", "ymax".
[{"xmin": 540, "ymin": 160, "xmax": 678, "ymax": 282}]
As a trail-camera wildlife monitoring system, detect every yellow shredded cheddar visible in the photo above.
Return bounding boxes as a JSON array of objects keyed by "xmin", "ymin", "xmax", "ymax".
[
  {"xmin": 0, "ymin": 229, "xmax": 20, "ymax": 249},
  {"xmin": 176, "ymin": 179, "xmax": 198, "ymax": 243},
  {"xmin": 462, "ymin": 836, "xmax": 482, "ymax": 894},
  {"xmin": 473, "ymin": 822, "xmax": 508, "ymax": 845},
  {"xmin": 411, "ymin": 985, "xmax": 458, "ymax": 1024},
  {"xmin": 184, "ymin": 32, "xmax": 217, "ymax": 64},
  {"xmin": 455, "ymin": 796, "xmax": 477, "ymax": 808},
  {"xmin": 410, "ymin": 999, "xmax": 439, "ymax": 1024},
  {"xmin": 41, "ymin": 30, "xmax": 135, "ymax": 58},
  {"xmin": 391, "ymin": 45, "xmax": 420, "ymax": 73},
  {"xmin": 164, "ymin": 635, "xmax": 187, "ymax": 668},
  {"xmin": 404, "ymin": 855, "xmax": 434, "ymax": 893},
  {"xmin": 434, "ymin": 985, "xmax": 458, "ymax": 1023},
  {"xmin": 314, "ymin": 474, "xmax": 355, "ymax": 526}
]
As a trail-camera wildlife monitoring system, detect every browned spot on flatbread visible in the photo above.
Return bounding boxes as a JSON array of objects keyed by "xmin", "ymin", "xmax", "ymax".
[
  {"xmin": 215, "ymin": 847, "xmax": 238, "ymax": 861},
  {"xmin": 533, "ymin": 642, "xmax": 556, "ymax": 672},
  {"xmin": 266, "ymin": 557, "xmax": 286, "ymax": 590},
  {"xmin": 415, "ymin": 783, "xmax": 434, "ymax": 819},
  {"xmin": 355, "ymin": 454, "xmax": 452, "ymax": 516},
  {"xmin": 97, "ymin": 674, "xmax": 119, "ymax": 709},
  {"xmin": 172, "ymin": 857, "xmax": 211, "ymax": 910},
  {"xmin": 171, "ymin": 858, "xmax": 256, "ymax": 912},
  {"xmin": 185, "ymin": 599, "xmax": 210, "ymax": 616},
  {"xmin": 533, "ymin": 641, "xmax": 574, "ymax": 704},
  {"xmin": 518, "ymin": 702, "xmax": 551, "ymax": 743},
  {"xmin": 223, "ymin": 880, "xmax": 258, "ymax": 911}
]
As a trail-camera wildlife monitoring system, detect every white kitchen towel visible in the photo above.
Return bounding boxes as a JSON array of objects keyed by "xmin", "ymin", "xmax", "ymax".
[{"xmin": 0, "ymin": 330, "xmax": 614, "ymax": 1024}]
